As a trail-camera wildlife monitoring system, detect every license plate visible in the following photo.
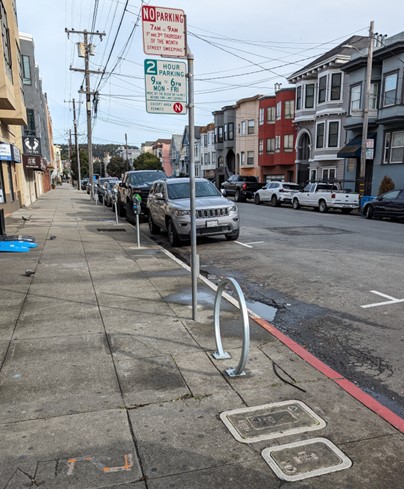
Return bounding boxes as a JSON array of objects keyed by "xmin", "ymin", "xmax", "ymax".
[{"xmin": 206, "ymin": 220, "xmax": 219, "ymax": 228}]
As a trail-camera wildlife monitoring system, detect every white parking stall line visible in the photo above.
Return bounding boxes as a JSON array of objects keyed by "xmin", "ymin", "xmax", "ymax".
[
  {"xmin": 234, "ymin": 241, "xmax": 264, "ymax": 249},
  {"xmin": 361, "ymin": 290, "xmax": 404, "ymax": 309}
]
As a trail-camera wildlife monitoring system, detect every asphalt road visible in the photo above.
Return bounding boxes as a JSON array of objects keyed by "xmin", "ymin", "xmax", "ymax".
[{"xmin": 144, "ymin": 202, "xmax": 404, "ymax": 418}]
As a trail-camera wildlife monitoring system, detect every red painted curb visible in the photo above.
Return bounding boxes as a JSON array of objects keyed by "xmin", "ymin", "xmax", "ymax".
[{"xmin": 253, "ymin": 316, "xmax": 404, "ymax": 433}]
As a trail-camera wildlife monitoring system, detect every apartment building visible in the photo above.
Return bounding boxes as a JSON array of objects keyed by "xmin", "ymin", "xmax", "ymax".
[
  {"xmin": 199, "ymin": 122, "xmax": 215, "ymax": 180},
  {"xmin": 235, "ymin": 95, "xmax": 261, "ymax": 178},
  {"xmin": 258, "ymin": 88, "xmax": 296, "ymax": 182},
  {"xmin": 0, "ymin": 0, "xmax": 27, "ymax": 215}
]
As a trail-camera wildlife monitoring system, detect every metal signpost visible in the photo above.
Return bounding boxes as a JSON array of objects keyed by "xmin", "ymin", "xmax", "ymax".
[{"xmin": 141, "ymin": 5, "xmax": 198, "ymax": 320}]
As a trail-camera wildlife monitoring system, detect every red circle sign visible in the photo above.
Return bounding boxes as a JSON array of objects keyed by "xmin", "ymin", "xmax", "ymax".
[{"xmin": 173, "ymin": 103, "xmax": 183, "ymax": 113}]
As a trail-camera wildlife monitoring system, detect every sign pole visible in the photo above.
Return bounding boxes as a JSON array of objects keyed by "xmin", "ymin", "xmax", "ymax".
[{"xmin": 187, "ymin": 47, "xmax": 198, "ymax": 321}]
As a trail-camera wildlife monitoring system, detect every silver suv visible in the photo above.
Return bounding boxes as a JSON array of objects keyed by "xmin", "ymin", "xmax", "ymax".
[
  {"xmin": 254, "ymin": 181, "xmax": 301, "ymax": 206},
  {"xmin": 147, "ymin": 177, "xmax": 240, "ymax": 246}
]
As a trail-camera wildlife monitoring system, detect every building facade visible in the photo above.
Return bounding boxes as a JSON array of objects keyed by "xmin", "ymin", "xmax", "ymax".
[
  {"xmin": 258, "ymin": 88, "xmax": 296, "ymax": 182},
  {"xmin": 213, "ymin": 104, "xmax": 236, "ymax": 185},
  {"xmin": 200, "ymin": 123, "xmax": 216, "ymax": 180},
  {"xmin": 288, "ymin": 36, "xmax": 368, "ymax": 188},
  {"xmin": 235, "ymin": 95, "xmax": 261, "ymax": 178}
]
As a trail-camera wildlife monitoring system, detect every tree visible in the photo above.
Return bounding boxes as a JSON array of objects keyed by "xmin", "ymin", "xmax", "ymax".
[
  {"xmin": 107, "ymin": 156, "xmax": 128, "ymax": 178},
  {"xmin": 378, "ymin": 175, "xmax": 395, "ymax": 195},
  {"xmin": 134, "ymin": 152, "xmax": 162, "ymax": 170},
  {"xmin": 70, "ymin": 148, "xmax": 89, "ymax": 179}
]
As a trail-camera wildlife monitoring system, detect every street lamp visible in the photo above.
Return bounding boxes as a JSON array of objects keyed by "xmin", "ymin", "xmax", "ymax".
[{"xmin": 344, "ymin": 21, "xmax": 374, "ymax": 197}]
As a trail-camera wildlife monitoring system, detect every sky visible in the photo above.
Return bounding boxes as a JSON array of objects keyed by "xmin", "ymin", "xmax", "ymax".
[{"xmin": 16, "ymin": 0, "xmax": 404, "ymax": 149}]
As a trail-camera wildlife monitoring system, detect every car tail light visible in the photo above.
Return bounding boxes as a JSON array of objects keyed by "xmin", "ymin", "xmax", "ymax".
[
  {"xmin": 242, "ymin": 183, "xmax": 247, "ymax": 190},
  {"xmin": 331, "ymin": 193, "xmax": 336, "ymax": 198},
  {"xmin": 279, "ymin": 189, "xmax": 286, "ymax": 192}
]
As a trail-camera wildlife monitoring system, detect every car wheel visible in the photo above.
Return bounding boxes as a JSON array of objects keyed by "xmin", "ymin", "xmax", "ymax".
[
  {"xmin": 254, "ymin": 194, "xmax": 261, "ymax": 205},
  {"xmin": 149, "ymin": 214, "xmax": 160, "ymax": 234},
  {"xmin": 319, "ymin": 200, "xmax": 328, "ymax": 213},
  {"xmin": 167, "ymin": 219, "xmax": 181, "ymax": 247},
  {"xmin": 225, "ymin": 229, "xmax": 240, "ymax": 241},
  {"xmin": 271, "ymin": 195, "xmax": 278, "ymax": 207},
  {"xmin": 292, "ymin": 198, "xmax": 300, "ymax": 210},
  {"xmin": 364, "ymin": 205, "xmax": 373, "ymax": 219}
]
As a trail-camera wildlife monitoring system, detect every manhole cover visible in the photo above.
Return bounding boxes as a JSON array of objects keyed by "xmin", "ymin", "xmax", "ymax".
[
  {"xmin": 262, "ymin": 437, "xmax": 352, "ymax": 481},
  {"xmin": 269, "ymin": 226, "xmax": 351, "ymax": 236},
  {"xmin": 96, "ymin": 228, "xmax": 126, "ymax": 232},
  {"xmin": 220, "ymin": 400, "xmax": 326, "ymax": 443}
]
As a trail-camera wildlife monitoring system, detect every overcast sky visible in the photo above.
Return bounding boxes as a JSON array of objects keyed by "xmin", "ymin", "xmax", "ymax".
[{"xmin": 16, "ymin": 0, "xmax": 404, "ymax": 148}]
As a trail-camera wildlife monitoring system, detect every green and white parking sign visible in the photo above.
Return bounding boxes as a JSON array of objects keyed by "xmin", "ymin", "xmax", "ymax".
[{"xmin": 144, "ymin": 59, "xmax": 187, "ymax": 114}]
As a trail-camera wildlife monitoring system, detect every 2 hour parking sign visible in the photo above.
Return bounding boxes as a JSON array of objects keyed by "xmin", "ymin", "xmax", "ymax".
[{"xmin": 144, "ymin": 59, "xmax": 187, "ymax": 114}]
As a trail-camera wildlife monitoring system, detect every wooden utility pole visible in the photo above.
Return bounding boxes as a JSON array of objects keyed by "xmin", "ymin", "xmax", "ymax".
[
  {"xmin": 359, "ymin": 20, "xmax": 374, "ymax": 198},
  {"xmin": 65, "ymin": 28, "xmax": 105, "ymax": 200},
  {"xmin": 72, "ymin": 98, "xmax": 81, "ymax": 190}
]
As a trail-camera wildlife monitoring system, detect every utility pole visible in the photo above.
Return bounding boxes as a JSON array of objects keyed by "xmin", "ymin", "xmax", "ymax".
[
  {"xmin": 65, "ymin": 28, "xmax": 105, "ymax": 200},
  {"xmin": 72, "ymin": 99, "xmax": 81, "ymax": 190},
  {"xmin": 68, "ymin": 129, "xmax": 72, "ymax": 184},
  {"xmin": 359, "ymin": 20, "xmax": 374, "ymax": 198}
]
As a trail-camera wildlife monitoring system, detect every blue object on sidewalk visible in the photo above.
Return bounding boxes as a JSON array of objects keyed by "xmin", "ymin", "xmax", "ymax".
[{"xmin": 0, "ymin": 241, "xmax": 38, "ymax": 252}]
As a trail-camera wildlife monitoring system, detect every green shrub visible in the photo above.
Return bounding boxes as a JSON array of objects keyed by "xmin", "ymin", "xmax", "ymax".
[{"xmin": 378, "ymin": 175, "xmax": 395, "ymax": 195}]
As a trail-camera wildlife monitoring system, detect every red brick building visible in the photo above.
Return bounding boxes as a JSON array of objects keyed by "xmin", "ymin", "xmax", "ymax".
[{"xmin": 258, "ymin": 88, "xmax": 296, "ymax": 182}]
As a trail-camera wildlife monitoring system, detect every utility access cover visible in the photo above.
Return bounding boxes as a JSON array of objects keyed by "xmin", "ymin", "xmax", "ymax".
[
  {"xmin": 220, "ymin": 400, "xmax": 326, "ymax": 443},
  {"xmin": 262, "ymin": 437, "xmax": 352, "ymax": 481}
]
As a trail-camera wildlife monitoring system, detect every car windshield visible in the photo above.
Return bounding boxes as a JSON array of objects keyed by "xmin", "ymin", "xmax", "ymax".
[
  {"xmin": 132, "ymin": 172, "xmax": 166, "ymax": 185},
  {"xmin": 167, "ymin": 181, "xmax": 221, "ymax": 200}
]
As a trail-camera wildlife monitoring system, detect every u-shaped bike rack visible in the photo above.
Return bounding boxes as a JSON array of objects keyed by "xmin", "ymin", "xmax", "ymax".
[{"xmin": 212, "ymin": 277, "xmax": 250, "ymax": 377}]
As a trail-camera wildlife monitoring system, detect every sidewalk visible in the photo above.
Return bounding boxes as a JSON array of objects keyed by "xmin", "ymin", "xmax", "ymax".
[{"xmin": 0, "ymin": 185, "xmax": 402, "ymax": 488}]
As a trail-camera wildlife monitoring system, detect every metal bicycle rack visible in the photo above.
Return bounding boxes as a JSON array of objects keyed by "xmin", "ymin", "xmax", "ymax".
[{"xmin": 212, "ymin": 277, "xmax": 250, "ymax": 377}]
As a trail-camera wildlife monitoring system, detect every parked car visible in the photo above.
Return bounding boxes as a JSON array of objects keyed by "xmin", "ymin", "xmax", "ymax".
[
  {"xmin": 221, "ymin": 174, "xmax": 264, "ymax": 202},
  {"xmin": 80, "ymin": 178, "xmax": 89, "ymax": 191},
  {"xmin": 104, "ymin": 181, "xmax": 121, "ymax": 208},
  {"xmin": 96, "ymin": 177, "xmax": 119, "ymax": 203},
  {"xmin": 254, "ymin": 181, "xmax": 301, "ymax": 206},
  {"xmin": 117, "ymin": 170, "xmax": 167, "ymax": 217},
  {"xmin": 147, "ymin": 177, "xmax": 240, "ymax": 246},
  {"xmin": 292, "ymin": 182, "xmax": 359, "ymax": 213},
  {"xmin": 362, "ymin": 189, "xmax": 404, "ymax": 220}
]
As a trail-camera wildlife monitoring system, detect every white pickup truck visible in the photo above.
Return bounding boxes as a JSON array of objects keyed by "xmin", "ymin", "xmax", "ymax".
[{"xmin": 292, "ymin": 182, "xmax": 359, "ymax": 214}]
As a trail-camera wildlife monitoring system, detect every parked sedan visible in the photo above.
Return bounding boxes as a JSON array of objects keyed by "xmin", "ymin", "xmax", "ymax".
[
  {"xmin": 147, "ymin": 177, "xmax": 240, "ymax": 246},
  {"xmin": 254, "ymin": 181, "xmax": 301, "ymax": 206},
  {"xmin": 363, "ymin": 189, "xmax": 404, "ymax": 220},
  {"xmin": 104, "ymin": 181, "xmax": 121, "ymax": 208},
  {"xmin": 80, "ymin": 178, "xmax": 89, "ymax": 191},
  {"xmin": 96, "ymin": 177, "xmax": 119, "ymax": 203}
]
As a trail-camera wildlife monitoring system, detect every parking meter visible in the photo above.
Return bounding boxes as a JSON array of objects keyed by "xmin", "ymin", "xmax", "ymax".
[{"xmin": 132, "ymin": 193, "xmax": 142, "ymax": 215}]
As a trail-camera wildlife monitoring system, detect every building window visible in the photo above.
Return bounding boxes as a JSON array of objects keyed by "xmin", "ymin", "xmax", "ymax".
[
  {"xmin": 330, "ymin": 73, "xmax": 342, "ymax": 100},
  {"xmin": 247, "ymin": 119, "xmax": 255, "ymax": 134},
  {"xmin": 283, "ymin": 134, "xmax": 293, "ymax": 151},
  {"xmin": 228, "ymin": 122, "xmax": 234, "ymax": 140},
  {"xmin": 390, "ymin": 131, "xmax": 404, "ymax": 163},
  {"xmin": 0, "ymin": 2, "xmax": 12, "ymax": 80},
  {"xmin": 284, "ymin": 100, "xmax": 294, "ymax": 119},
  {"xmin": 218, "ymin": 126, "xmax": 223, "ymax": 143},
  {"xmin": 212, "ymin": 151, "xmax": 216, "ymax": 164},
  {"xmin": 316, "ymin": 122, "xmax": 325, "ymax": 148},
  {"xmin": 305, "ymin": 84, "xmax": 315, "ymax": 109},
  {"xmin": 383, "ymin": 71, "xmax": 398, "ymax": 106},
  {"xmin": 247, "ymin": 151, "xmax": 254, "ymax": 165},
  {"xmin": 223, "ymin": 124, "xmax": 227, "ymax": 141},
  {"xmin": 266, "ymin": 138, "xmax": 275, "ymax": 153},
  {"xmin": 275, "ymin": 135, "xmax": 281, "ymax": 152},
  {"xmin": 296, "ymin": 86, "xmax": 302, "ymax": 110},
  {"xmin": 328, "ymin": 121, "xmax": 339, "ymax": 147},
  {"xmin": 259, "ymin": 108, "xmax": 264, "ymax": 125},
  {"xmin": 25, "ymin": 109, "xmax": 36, "ymax": 136},
  {"xmin": 276, "ymin": 101, "xmax": 282, "ymax": 120},
  {"xmin": 240, "ymin": 152, "xmax": 245, "ymax": 165},
  {"xmin": 322, "ymin": 168, "xmax": 336, "ymax": 181},
  {"xmin": 350, "ymin": 84, "xmax": 362, "ymax": 112},
  {"xmin": 318, "ymin": 75, "xmax": 327, "ymax": 104},
  {"xmin": 267, "ymin": 106, "xmax": 275, "ymax": 123},
  {"xmin": 370, "ymin": 82, "xmax": 378, "ymax": 110},
  {"xmin": 241, "ymin": 121, "xmax": 246, "ymax": 135},
  {"xmin": 259, "ymin": 139, "xmax": 263, "ymax": 155},
  {"xmin": 22, "ymin": 55, "xmax": 31, "ymax": 85}
]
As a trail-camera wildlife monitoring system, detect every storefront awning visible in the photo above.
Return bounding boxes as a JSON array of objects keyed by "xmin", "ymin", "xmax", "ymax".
[{"xmin": 337, "ymin": 133, "xmax": 376, "ymax": 158}]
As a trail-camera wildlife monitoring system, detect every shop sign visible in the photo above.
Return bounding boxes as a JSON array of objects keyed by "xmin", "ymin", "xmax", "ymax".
[{"xmin": 0, "ymin": 143, "xmax": 13, "ymax": 161}]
